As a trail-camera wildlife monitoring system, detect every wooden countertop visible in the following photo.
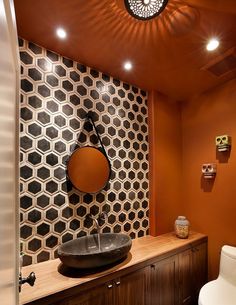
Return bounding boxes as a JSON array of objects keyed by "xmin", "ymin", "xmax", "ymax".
[{"xmin": 20, "ymin": 231, "xmax": 207, "ymax": 305}]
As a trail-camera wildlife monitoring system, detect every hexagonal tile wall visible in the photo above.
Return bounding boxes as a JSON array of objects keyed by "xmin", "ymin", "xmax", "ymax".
[{"xmin": 19, "ymin": 38, "xmax": 149, "ymax": 265}]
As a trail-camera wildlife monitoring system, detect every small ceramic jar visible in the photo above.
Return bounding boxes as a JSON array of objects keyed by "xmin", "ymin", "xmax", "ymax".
[{"xmin": 175, "ymin": 216, "xmax": 189, "ymax": 239}]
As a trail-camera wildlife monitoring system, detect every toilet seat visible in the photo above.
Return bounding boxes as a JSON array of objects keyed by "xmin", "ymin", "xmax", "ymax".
[{"xmin": 199, "ymin": 277, "xmax": 236, "ymax": 305}]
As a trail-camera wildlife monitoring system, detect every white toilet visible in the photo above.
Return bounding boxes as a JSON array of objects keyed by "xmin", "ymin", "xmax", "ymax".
[{"xmin": 199, "ymin": 245, "xmax": 236, "ymax": 305}]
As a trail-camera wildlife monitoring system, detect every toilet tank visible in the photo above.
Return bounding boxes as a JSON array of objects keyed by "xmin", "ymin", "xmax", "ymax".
[{"xmin": 219, "ymin": 245, "xmax": 236, "ymax": 285}]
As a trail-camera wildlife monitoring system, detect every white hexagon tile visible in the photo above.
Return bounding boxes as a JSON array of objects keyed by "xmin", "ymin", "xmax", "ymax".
[{"xmin": 19, "ymin": 38, "xmax": 149, "ymax": 265}]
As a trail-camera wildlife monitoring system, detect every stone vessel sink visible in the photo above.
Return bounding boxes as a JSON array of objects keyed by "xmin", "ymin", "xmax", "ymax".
[{"xmin": 57, "ymin": 233, "xmax": 132, "ymax": 269}]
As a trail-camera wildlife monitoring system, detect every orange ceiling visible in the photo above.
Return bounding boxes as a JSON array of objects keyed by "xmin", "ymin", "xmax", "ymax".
[{"xmin": 14, "ymin": 0, "xmax": 236, "ymax": 101}]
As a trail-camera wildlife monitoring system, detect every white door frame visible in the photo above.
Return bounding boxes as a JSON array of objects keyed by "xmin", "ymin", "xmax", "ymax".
[{"xmin": 0, "ymin": 0, "xmax": 20, "ymax": 304}]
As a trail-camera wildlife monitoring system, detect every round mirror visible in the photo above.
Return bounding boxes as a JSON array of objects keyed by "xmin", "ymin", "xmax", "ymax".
[{"xmin": 67, "ymin": 146, "xmax": 111, "ymax": 193}]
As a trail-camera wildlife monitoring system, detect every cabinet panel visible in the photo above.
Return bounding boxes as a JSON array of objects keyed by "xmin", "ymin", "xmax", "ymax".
[
  {"xmin": 179, "ymin": 249, "xmax": 193, "ymax": 305},
  {"xmin": 116, "ymin": 267, "xmax": 148, "ymax": 305},
  {"xmin": 178, "ymin": 242, "xmax": 208, "ymax": 305},
  {"xmin": 150, "ymin": 255, "xmax": 178, "ymax": 305},
  {"xmin": 60, "ymin": 283, "xmax": 113, "ymax": 305},
  {"xmin": 192, "ymin": 242, "xmax": 207, "ymax": 300}
]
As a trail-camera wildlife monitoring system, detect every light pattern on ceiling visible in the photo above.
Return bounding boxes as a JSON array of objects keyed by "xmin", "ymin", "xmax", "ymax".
[{"xmin": 125, "ymin": 0, "xmax": 168, "ymax": 20}]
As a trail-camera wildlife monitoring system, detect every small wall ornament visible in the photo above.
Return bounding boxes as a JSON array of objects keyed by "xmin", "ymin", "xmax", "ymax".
[
  {"xmin": 215, "ymin": 135, "xmax": 231, "ymax": 152},
  {"xmin": 202, "ymin": 163, "xmax": 216, "ymax": 179}
]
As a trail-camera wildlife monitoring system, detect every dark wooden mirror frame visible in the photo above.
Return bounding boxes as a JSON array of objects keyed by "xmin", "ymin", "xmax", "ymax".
[{"xmin": 67, "ymin": 145, "xmax": 111, "ymax": 194}]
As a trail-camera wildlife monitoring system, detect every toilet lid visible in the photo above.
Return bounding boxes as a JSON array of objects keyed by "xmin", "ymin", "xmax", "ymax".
[{"xmin": 199, "ymin": 278, "xmax": 236, "ymax": 305}]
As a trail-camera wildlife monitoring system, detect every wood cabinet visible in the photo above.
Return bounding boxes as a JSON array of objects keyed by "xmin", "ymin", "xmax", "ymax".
[
  {"xmin": 58, "ymin": 283, "xmax": 113, "ymax": 305},
  {"xmin": 149, "ymin": 255, "xmax": 178, "ymax": 305},
  {"xmin": 48, "ymin": 267, "xmax": 149, "ymax": 305},
  {"xmin": 179, "ymin": 248, "xmax": 193, "ymax": 305},
  {"xmin": 191, "ymin": 242, "xmax": 208, "ymax": 302},
  {"xmin": 56, "ymin": 242, "xmax": 207, "ymax": 305},
  {"xmin": 116, "ymin": 267, "xmax": 148, "ymax": 305},
  {"xmin": 178, "ymin": 242, "xmax": 207, "ymax": 305},
  {"xmin": 21, "ymin": 233, "xmax": 207, "ymax": 305}
]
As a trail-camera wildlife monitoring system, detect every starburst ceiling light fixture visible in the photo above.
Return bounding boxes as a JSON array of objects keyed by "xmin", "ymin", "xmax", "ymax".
[{"xmin": 124, "ymin": 0, "xmax": 168, "ymax": 20}]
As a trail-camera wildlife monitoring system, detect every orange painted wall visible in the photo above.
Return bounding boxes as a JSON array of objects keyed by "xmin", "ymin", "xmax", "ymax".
[
  {"xmin": 149, "ymin": 79, "xmax": 236, "ymax": 280},
  {"xmin": 148, "ymin": 91, "xmax": 182, "ymax": 236},
  {"xmin": 181, "ymin": 79, "xmax": 236, "ymax": 280}
]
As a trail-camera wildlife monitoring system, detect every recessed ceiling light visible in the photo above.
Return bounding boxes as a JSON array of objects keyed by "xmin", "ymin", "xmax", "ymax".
[
  {"xmin": 124, "ymin": 61, "xmax": 133, "ymax": 71},
  {"xmin": 56, "ymin": 28, "xmax": 67, "ymax": 39},
  {"xmin": 206, "ymin": 38, "xmax": 219, "ymax": 51}
]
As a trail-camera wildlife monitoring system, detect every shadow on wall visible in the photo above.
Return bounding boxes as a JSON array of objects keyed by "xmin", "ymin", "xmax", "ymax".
[
  {"xmin": 216, "ymin": 149, "xmax": 231, "ymax": 163},
  {"xmin": 200, "ymin": 176, "xmax": 215, "ymax": 192}
]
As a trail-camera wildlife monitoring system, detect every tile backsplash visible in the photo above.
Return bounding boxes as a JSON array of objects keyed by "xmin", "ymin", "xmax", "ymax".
[{"xmin": 19, "ymin": 38, "xmax": 149, "ymax": 265}]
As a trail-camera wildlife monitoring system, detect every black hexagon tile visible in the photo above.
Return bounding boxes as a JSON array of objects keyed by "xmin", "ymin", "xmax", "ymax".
[
  {"xmin": 46, "ymin": 50, "xmax": 59, "ymax": 62},
  {"xmin": 19, "ymin": 38, "xmax": 149, "ymax": 265}
]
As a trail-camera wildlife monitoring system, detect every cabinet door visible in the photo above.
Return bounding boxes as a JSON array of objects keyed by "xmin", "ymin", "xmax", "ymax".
[
  {"xmin": 116, "ymin": 267, "xmax": 148, "ymax": 305},
  {"xmin": 62, "ymin": 282, "xmax": 114, "ymax": 305},
  {"xmin": 178, "ymin": 248, "xmax": 193, "ymax": 305},
  {"xmin": 150, "ymin": 255, "xmax": 178, "ymax": 305},
  {"xmin": 192, "ymin": 242, "xmax": 207, "ymax": 301},
  {"xmin": 178, "ymin": 242, "xmax": 208, "ymax": 305}
]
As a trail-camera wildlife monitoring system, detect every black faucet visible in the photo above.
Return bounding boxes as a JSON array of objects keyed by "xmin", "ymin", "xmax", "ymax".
[{"xmin": 87, "ymin": 211, "xmax": 108, "ymax": 234}]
